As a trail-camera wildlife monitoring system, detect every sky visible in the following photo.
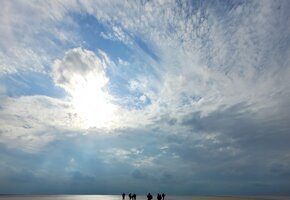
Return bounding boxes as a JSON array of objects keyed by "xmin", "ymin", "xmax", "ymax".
[{"xmin": 1, "ymin": 0, "xmax": 290, "ymax": 195}]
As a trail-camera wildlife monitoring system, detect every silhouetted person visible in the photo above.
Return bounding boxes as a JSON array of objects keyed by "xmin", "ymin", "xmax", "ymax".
[
  {"xmin": 132, "ymin": 194, "xmax": 136, "ymax": 200},
  {"xmin": 129, "ymin": 193, "xmax": 132, "ymax": 200},
  {"xmin": 122, "ymin": 193, "xmax": 125, "ymax": 200},
  {"xmin": 157, "ymin": 193, "xmax": 162, "ymax": 200},
  {"xmin": 162, "ymin": 193, "xmax": 165, "ymax": 200},
  {"xmin": 147, "ymin": 193, "xmax": 153, "ymax": 200}
]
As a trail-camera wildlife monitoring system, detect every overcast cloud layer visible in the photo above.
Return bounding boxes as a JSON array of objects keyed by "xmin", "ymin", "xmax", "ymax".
[{"xmin": 1, "ymin": 0, "xmax": 290, "ymax": 195}]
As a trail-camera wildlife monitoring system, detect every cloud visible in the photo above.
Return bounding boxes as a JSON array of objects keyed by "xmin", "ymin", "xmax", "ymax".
[
  {"xmin": 52, "ymin": 47, "xmax": 108, "ymax": 93},
  {"xmin": 0, "ymin": 0, "xmax": 80, "ymax": 74},
  {"xmin": 0, "ymin": 95, "xmax": 82, "ymax": 152},
  {"xmin": 79, "ymin": 0, "xmax": 290, "ymax": 114}
]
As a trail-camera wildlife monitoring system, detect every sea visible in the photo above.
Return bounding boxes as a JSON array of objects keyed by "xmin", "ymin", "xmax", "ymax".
[{"xmin": 0, "ymin": 195, "xmax": 290, "ymax": 200}]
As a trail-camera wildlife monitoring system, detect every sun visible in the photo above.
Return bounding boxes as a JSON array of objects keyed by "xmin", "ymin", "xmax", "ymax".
[{"xmin": 70, "ymin": 73, "xmax": 116, "ymax": 129}]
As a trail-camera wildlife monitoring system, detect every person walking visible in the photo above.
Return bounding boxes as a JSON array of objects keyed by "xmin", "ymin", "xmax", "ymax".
[
  {"xmin": 147, "ymin": 193, "xmax": 152, "ymax": 200},
  {"xmin": 157, "ymin": 193, "xmax": 161, "ymax": 200}
]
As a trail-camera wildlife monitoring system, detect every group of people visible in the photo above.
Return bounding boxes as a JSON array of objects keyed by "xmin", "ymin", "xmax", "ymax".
[
  {"xmin": 122, "ymin": 193, "xmax": 165, "ymax": 200},
  {"xmin": 122, "ymin": 193, "xmax": 136, "ymax": 200},
  {"xmin": 148, "ymin": 193, "xmax": 165, "ymax": 200},
  {"xmin": 156, "ymin": 193, "xmax": 166, "ymax": 200}
]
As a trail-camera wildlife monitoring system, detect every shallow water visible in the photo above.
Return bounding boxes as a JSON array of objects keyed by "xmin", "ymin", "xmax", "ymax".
[{"xmin": 0, "ymin": 195, "xmax": 289, "ymax": 200}]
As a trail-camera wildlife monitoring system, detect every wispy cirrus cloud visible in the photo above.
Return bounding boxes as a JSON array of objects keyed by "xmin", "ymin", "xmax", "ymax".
[{"xmin": 0, "ymin": 0, "xmax": 80, "ymax": 74}]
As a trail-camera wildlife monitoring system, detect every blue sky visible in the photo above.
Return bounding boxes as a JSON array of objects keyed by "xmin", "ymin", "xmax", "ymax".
[{"xmin": 1, "ymin": 0, "xmax": 290, "ymax": 195}]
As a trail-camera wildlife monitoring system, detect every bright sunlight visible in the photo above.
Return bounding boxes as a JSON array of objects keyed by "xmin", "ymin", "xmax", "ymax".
[{"xmin": 70, "ymin": 73, "xmax": 116, "ymax": 129}]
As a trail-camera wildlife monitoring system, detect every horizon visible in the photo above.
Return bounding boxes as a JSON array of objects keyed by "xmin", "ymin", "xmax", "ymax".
[
  {"xmin": 1, "ymin": 0, "xmax": 290, "ymax": 196},
  {"xmin": 1, "ymin": 194, "xmax": 290, "ymax": 200},
  {"xmin": 1, "ymin": 194, "xmax": 290, "ymax": 197}
]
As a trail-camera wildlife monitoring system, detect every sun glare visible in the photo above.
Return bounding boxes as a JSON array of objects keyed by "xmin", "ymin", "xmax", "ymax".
[{"xmin": 70, "ymin": 74, "xmax": 116, "ymax": 129}]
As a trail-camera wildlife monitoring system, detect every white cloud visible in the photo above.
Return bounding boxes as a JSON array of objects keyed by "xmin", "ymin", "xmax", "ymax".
[
  {"xmin": 0, "ymin": 95, "xmax": 81, "ymax": 152},
  {"xmin": 51, "ymin": 48, "xmax": 128, "ymax": 129},
  {"xmin": 100, "ymin": 147, "xmax": 157, "ymax": 168},
  {"xmin": 139, "ymin": 95, "xmax": 147, "ymax": 103},
  {"xmin": 79, "ymin": 0, "xmax": 290, "ymax": 124},
  {"xmin": 52, "ymin": 48, "xmax": 108, "ymax": 93},
  {"xmin": 2, "ymin": 0, "xmax": 289, "ymax": 118},
  {"xmin": 0, "ymin": 0, "xmax": 80, "ymax": 74},
  {"xmin": 100, "ymin": 25, "xmax": 133, "ymax": 45}
]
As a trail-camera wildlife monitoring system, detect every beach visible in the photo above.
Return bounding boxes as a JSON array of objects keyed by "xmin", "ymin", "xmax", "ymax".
[{"xmin": 0, "ymin": 195, "xmax": 290, "ymax": 200}]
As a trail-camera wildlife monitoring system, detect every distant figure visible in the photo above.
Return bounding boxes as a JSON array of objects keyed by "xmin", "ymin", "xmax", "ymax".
[
  {"xmin": 157, "ymin": 193, "xmax": 162, "ymax": 200},
  {"xmin": 147, "ymin": 193, "xmax": 153, "ymax": 200},
  {"xmin": 162, "ymin": 193, "xmax": 165, "ymax": 200},
  {"xmin": 122, "ymin": 193, "xmax": 125, "ymax": 200},
  {"xmin": 132, "ymin": 194, "xmax": 136, "ymax": 200},
  {"xmin": 129, "ymin": 193, "xmax": 132, "ymax": 200}
]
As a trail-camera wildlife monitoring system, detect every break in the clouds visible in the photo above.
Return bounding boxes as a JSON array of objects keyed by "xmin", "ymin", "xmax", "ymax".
[{"xmin": 1, "ymin": 0, "xmax": 290, "ymax": 195}]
